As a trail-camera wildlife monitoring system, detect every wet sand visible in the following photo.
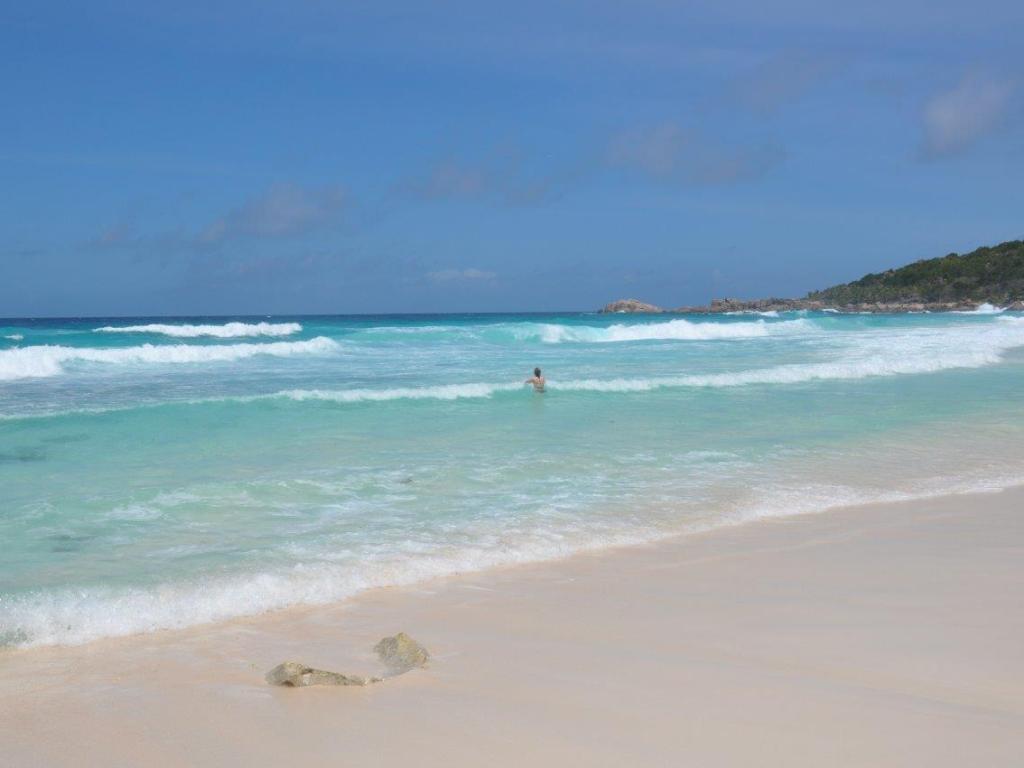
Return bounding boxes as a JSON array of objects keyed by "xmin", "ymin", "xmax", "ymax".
[{"xmin": 2, "ymin": 487, "xmax": 1022, "ymax": 767}]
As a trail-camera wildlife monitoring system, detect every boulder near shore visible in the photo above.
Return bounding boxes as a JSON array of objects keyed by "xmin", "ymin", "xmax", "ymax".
[
  {"xmin": 265, "ymin": 632, "xmax": 431, "ymax": 688},
  {"xmin": 265, "ymin": 662, "xmax": 381, "ymax": 687},
  {"xmin": 600, "ymin": 298, "xmax": 664, "ymax": 313}
]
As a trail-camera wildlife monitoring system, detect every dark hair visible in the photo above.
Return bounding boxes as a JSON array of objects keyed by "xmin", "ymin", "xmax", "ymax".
[{"xmin": 534, "ymin": 367, "xmax": 541, "ymax": 377}]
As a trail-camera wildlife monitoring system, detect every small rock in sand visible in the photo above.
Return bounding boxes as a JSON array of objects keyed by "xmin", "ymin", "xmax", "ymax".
[
  {"xmin": 265, "ymin": 661, "xmax": 381, "ymax": 687},
  {"xmin": 374, "ymin": 632, "xmax": 430, "ymax": 673},
  {"xmin": 266, "ymin": 633, "xmax": 430, "ymax": 687}
]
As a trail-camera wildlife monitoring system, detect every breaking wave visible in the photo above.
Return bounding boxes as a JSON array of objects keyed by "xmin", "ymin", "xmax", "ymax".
[
  {"xmin": 515, "ymin": 317, "xmax": 811, "ymax": 343},
  {"xmin": 0, "ymin": 337, "xmax": 339, "ymax": 381},
  {"xmin": 954, "ymin": 303, "xmax": 1005, "ymax": 315},
  {"xmin": 277, "ymin": 383, "xmax": 522, "ymax": 403},
  {"xmin": 294, "ymin": 317, "xmax": 1024, "ymax": 397},
  {"xmin": 6, "ymin": 318, "xmax": 1024, "ymax": 413},
  {"xmin": 95, "ymin": 321, "xmax": 302, "ymax": 338},
  {"xmin": 5, "ymin": 313, "xmax": 1024, "ymax": 648},
  {"xmin": 724, "ymin": 310, "xmax": 780, "ymax": 317},
  {"xmin": 559, "ymin": 316, "xmax": 1024, "ymax": 390},
  {"xmin": 0, "ymin": 525, "xmax": 663, "ymax": 647},
  {"xmin": 4, "ymin": 469, "xmax": 1019, "ymax": 648}
]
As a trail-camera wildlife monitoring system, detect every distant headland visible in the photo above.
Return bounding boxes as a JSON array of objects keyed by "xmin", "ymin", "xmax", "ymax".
[{"xmin": 603, "ymin": 239, "xmax": 1024, "ymax": 314}]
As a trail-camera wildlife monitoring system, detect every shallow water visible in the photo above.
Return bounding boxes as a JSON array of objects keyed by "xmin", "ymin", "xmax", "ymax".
[{"xmin": 2, "ymin": 310, "xmax": 1023, "ymax": 646}]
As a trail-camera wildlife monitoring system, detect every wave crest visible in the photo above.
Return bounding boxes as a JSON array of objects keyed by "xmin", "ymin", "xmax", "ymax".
[
  {"xmin": 278, "ymin": 383, "xmax": 521, "ymax": 403},
  {"xmin": 0, "ymin": 337, "xmax": 339, "ymax": 381},
  {"xmin": 523, "ymin": 317, "xmax": 811, "ymax": 343},
  {"xmin": 4, "ymin": 470, "xmax": 1020, "ymax": 648},
  {"xmin": 95, "ymin": 321, "xmax": 302, "ymax": 338}
]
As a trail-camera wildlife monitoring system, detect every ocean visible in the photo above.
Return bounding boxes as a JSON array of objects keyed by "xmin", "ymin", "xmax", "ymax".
[{"xmin": 2, "ymin": 309, "xmax": 1023, "ymax": 647}]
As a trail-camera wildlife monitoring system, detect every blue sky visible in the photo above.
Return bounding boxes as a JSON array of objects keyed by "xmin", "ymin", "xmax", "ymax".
[{"xmin": 2, "ymin": 1, "xmax": 1022, "ymax": 316}]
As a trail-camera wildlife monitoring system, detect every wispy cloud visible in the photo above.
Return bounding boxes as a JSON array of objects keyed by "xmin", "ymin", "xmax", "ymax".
[
  {"xmin": 921, "ymin": 72, "xmax": 1015, "ymax": 158},
  {"xmin": 408, "ymin": 150, "xmax": 569, "ymax": 207},
  {"xmin": 607, "ymin": 123, "xmax": 785, "ymax": 185},
  {"xmin": 427, "ymin": 267, "xmax": 497, "ymax": 283},
  {"xmin": 87, "ymin": 182, "xmax": 350, "ymax": 254},
  {"xmin": 90, "ymin": 222, "xmax": 134, "ymax": 248},
  {"xmin": 198, "ymin": 183, "xmax": 347, "ymax": 243},
  {"xmin": 729, "ymin": 51, "xmax": 842, "ymax": 115},
  {"xmin": 414, "ymin": 162, "xmax": 488, "ymax": 199}
]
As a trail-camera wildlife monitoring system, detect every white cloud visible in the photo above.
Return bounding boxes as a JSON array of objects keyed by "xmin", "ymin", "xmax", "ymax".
[
  {"xmin": 922, "ymin": 73, "xmax": 1014, "ymax": 158},
  {"xmin": 427, "ymin": 268, "xmax": 497, "ymax": 283}
]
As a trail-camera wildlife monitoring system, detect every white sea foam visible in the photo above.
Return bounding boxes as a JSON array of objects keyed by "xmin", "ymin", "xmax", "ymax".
[
  {"xmin": 256, "ymin": 333, "xmax": 1005, "ymax": 402},
  {"xmin": 558, "ymin": 354, "xmax": 989, "ymax": 392},
  {"xmin": 278, "ymin": 383, "xmax": 521, "ymax": 403},
  {"xmin": 228, "ymin": 320, "xmax": 1024, "ymax": 400},
  {"xmin": 8, "ymin": 313, "xmax": 1024, "ymax": 649},
  {"xmin": 95, "ymin": 321, "xmax": 302, "ymax": 338},
  {"xmin": 354, "ymin": 319, "xmax": 807, "ymax": 345},
  {"xmin": 3, "ymin": 334, "xmax": 24, "ymax": 341},
  {"xmin": 521, "ymin": 317, "xmax": 811, "ymax": 343},
  {"xmin": 5, "ymin": 318, "xmax": 1024, "ymax": 415},
  {"xmin": 724, "ymin": 310, "xmax": 780, "ymax": 318},
  {"xmin": 4, "ymin": 470, "xmax": 1021, "ymax": 648},
  {"xmin": 954, "ymin": 303, "xmax": 1005, "ymax": 315},
  {"xmin": 735, "ymin": 472, "xmax": 1023, "ymax": 525},
  {"xmin": 558, "ymin": 317, "xmax": 1024, "ymax": 391},
  {"xmin": 0, "ymin": 337, "xmax": 339, "ymax": 381},
  {"xmin": 362, "ymin": 325, "xmax": 458, "ymax": 335},
  {"xmin": 0, "ymin": 527, "xmax": 660, "ymax": 647}
]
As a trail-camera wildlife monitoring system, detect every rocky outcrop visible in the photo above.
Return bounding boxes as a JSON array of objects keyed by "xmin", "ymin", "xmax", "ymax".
[
  {"xmin": 602, "ymin": 240, "xmax": 1024, "ymax": 314},
  {"xmin": 266, "ymin": 632, "xmax": 430, "ymax": 688},
  {"xmin": 602, "ymin": 296, "xmax": 1014, "ymax": 314},
  {"xmin": 833, "ymin": 301, "xmax": 976, "ymax": 313},
  {"xmin": 696, "ymin": 298, "xmax": 823, "ymax": 313},
  {"xmin": 375, "ymin": 632, "xmax": 430, "ymax": 673},
  {"xmin": 600, "ymin": 299, "xmax": 664, "ymax": 313},
  {"xmin": 265, "ymin": 661, "xmax": 381, "ymax": 687}
]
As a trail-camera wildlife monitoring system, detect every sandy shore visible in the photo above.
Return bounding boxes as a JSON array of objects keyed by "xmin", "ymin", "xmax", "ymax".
[{"xmin": 2, "ymin": 487, "xmax": 1022, "ymax": 767}]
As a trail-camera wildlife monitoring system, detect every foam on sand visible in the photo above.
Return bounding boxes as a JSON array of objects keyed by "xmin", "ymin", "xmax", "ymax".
[
  {"xmin": 0, "ymin": 525, "xmax": 660, "ymax": 647},
  {"xmin": 3, "ymin": 469, "xmax": 1020, "ymax": 649}
]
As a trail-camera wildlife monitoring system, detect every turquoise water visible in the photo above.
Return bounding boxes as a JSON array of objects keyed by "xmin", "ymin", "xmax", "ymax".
[{"xmin": 2, "ymin": 310, "xmax": 1024, "ymax": 647}]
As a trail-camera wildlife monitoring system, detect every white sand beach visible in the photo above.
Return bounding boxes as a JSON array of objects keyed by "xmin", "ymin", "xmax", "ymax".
[{"xmin": 2, "ymin": 486, "xmax": 1021, "ymax": 767}]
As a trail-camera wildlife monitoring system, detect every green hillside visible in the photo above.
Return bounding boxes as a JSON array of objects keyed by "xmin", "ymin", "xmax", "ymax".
[{"xmin": 808, "ymin": 240, "xmax": 1024, "ymax": 305}]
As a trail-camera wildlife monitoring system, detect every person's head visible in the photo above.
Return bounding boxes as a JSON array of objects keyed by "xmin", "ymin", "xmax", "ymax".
[{"xmin": 534, "ymin": 367, "xmax": 541, "ymax": 378}]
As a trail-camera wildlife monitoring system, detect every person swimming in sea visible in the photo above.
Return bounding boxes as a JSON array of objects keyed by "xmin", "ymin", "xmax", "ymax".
[{"xmin": 525, "ymin": 367, "xmax": 546, "ymax": 392}]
